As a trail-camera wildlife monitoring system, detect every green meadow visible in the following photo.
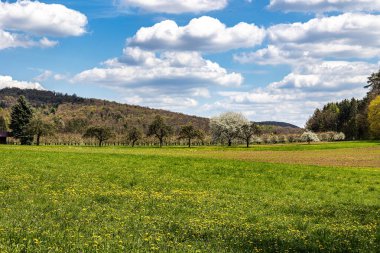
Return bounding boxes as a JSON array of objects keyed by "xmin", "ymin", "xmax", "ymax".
[{"xmin": 0, "ymin": 142, "xmax": 379, "ymax": 252}]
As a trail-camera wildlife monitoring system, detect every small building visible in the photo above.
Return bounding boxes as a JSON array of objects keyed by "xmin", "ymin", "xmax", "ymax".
[{"xmin": 0, "ymin": 131, "xmax": 10, "ymax": 144}]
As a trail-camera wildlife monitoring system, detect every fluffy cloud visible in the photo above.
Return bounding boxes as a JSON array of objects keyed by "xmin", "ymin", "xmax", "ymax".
[
  {"xmin": 0, "ymin": 1, "xmax": 87, "ymax": 37},
  {"xmin": 128, "ymin": 16, "xmax": 265, "ymax": 52},
  {"xmin": 268, "ymin": 0, "xmax": 380, "ymax": 13},
  {"xmin": 0, "ymin": 75, "xmax": 44, "ymax": 90},
  {"xmin": 269, "ymin": 61, "xmax": 375, "ymax": 91},
  {"xmin": 73, "ymin": 47, "xmax": 243, "ymax": 87},
  {"xmin": 117, "ymin": 0, "xmax": 227, "ymax": 14},
  {"xmin": 210, "ymin": 61, "xmax": 378, "ymax": 126},
  {"xmin": 235, "ymin": 13, "xmax": 380, "ymax": 65},
  {"xmin": 0, "ymin": 0, "xmax": 87, "ymax": 50},
  {"xmin": 73, "ymin": 47, "xmax": 242, "ymax": 110}
]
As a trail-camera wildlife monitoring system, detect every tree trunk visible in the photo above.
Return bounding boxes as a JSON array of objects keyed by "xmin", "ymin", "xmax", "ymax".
[
  {"xmin": 159, "ymin": 138, "xmax": 163, "ymax": 148},
  {"xmin": 228, "ymin": 139, "xmax": 232, "ymax": 146},
  {"xmin": 132, "ymin": 140, "xmax": 136, "ymax": 147},
  {"xmin": 36, "ymin": 134, "xmax": 41, "ymax": 146},
  {"xmin": 99, "ymin": 140, "xmax": 102, "ymax": 147},
  {"xmin": 188, "ymin": 138, "xmax": 191, "ymax": 148},
  {"xmin": 246, "ymin": 139, "xmax": 250, "ymax": 148}
]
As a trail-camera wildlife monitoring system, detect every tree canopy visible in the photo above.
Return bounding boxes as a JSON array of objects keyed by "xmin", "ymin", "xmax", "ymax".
[
  {"xmin": 210, "ymin": 112, "xmax": 248, "ymax": 146},
  {"xmin": 0, "ymin": 116, "xmax": 7, "ymax": 132},
  {"xmin": 127, "ymin": 127, "xmax": 142, "ymax": 147},
  {"xmin": 178, "ymin": 125, "xmax": 204, "ymax": 147},
  {"xmin": 83, "ymin": 126, "xmax": 114, "ymax": 146},
  {"xmin": 368, "ymin": 96, "xmax": 380, "ymax": 139},
  {"xmin": 28, "ymin": 114, "xmax": 55, "ymax": 145},
  {"xmin": 240, "ymin": 122, "xmax": 261, "ymax": 148},
  {"xmin": 147, "ymin": 115, "xmax": 172, "ymax": 147},
  {"xmin": 10, "ymin": 96, "xmax": 34, "ymax": 145}
]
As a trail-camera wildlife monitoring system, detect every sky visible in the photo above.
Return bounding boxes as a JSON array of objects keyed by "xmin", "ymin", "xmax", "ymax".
[{"xmin": 0, "ymin": 0, "xmax": 380, "ymax": 126}]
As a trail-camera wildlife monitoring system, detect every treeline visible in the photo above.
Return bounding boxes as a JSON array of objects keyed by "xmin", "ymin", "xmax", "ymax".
[
  {"xmin": 0, "ymin": 88, "xmax": 210, "ymax": 134},
  {"xmin": 1, "ymin": 96, "xmax": 207, "ymax": 147},
  {"xmin": 306, "ymin": 70, "xmax": 380, "ymax": 140},
  {"xmin": 1, "ymin": 96, "xmax": 341, "ymax": 147}
]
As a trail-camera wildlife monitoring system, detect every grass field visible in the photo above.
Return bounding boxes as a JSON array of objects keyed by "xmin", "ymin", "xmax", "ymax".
[{"xmin": 0, "ymin": 142, "xmax": 379, "ymax": 252}]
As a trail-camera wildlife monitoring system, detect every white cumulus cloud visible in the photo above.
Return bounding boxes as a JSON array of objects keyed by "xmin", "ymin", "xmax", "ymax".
[
  {"xmin": 117, "ymin": 0, "xmax": 227, "ymax": 14},
  {"xmin": 0, "ymin": 0, "xmax": 87, "ymax": 50},
  {"xmin": 212, "ymin": 61, "xmax": 378, "ymax": 126},
  {"xmin": 72, "ymin": 47, "xmax": 243, "ymax": 111},
  {"xmin": 0, "ymin": 0, "xmax": 87, "ymax": 37},
  {"xmin": 128, "ymin": 16, "xmax": 265, "ymax": 52},
  {"xmin": 73, "ymin": 47, "xmax": 243, "ymax": 88},
  {"xmin": 0, "ymin": 75, "xmax": 44, "ymax": 90},
  {"xmin": 268, "ymin": 0, "xmax": 380, "ymax": 13},
  {"xmin": 269, "ymin": 61, "xmax": 377, "ymax": 91},
  {"xmin": 235, "ymin": 13, "xmax": 380, "ymax": 65}
]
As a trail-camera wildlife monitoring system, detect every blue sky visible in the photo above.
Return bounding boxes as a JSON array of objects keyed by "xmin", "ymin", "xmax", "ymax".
[{"xmin": 0, "ymin": 0, "xmax": 379, "ymax": 126}]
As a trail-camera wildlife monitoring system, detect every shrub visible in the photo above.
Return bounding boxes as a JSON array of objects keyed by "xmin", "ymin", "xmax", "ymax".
[
  {"xmin": 271, "ymin": 135, "xmax": 279, "ymax": 144},
  {"xmin": 278, "ymin": 135, "xmax": 287, "ymax": 143},
  {"xmin": 333, "ymin": 132, "xmax": 346, "ymax": 141},
  {"xmin": 252, "ymin": 136, "xmax": 262, "ymax": 144},
  {"xmin": 287, "ymin": 134, "xmax": 298, "ymax": 143},
  {"xmin": 319, "ymin": 133, "xmax": 329, "ymax": 142},
  {"xmin": 301, "ymin": 131, "xmax": 320, "ymax": 144},
  {"xmin": 262, "ymin": 135, "xmax": 271, "ymax": 144}
]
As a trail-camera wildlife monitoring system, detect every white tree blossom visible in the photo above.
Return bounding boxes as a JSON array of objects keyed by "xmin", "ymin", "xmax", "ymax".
[
  {"xmin": 210, "ymin": 112, "xmax": 248, "ymax": 146},
  {"xmin": 301, "ymin": 131, "xmax": 320, "ymax": 144},
  {"xmin": 333, "ymin": 132, "xmax": 346, "ymax": 141}
]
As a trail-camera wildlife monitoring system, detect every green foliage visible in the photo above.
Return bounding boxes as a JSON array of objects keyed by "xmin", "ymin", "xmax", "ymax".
[
  {"xmin": 306, "ymin": 99, "xmax": 360, "ymax": 140},
  {"xmin": 0, "ymin": 144, "xmax": 378, "ymax": 252},
  {"xmin": 368, "ymin": 96, "xmax": 380, "ymax": 139},
  {"xmin": 307, "ymin": 69, "xmax": 380, "ymax": 140},
  {"xmin": 10, "ymin": 96, "xmax": 34, "ymax": 145},
  {"xmin": 83, "ymin": 126, "xmax": 114, "ymax": 146},
  {"xmin": 0, "ymin": 88, "xmax": 210, "ymax": 137},
  {"xmin": 147, "ymin": 115, "xmax": 172, "ymax": 147},
  {"xmin": 365, "ymin": 69, "xmax": 380, "ymax": 99},
  {"xmin": 178, "ymin": 125, "xmax": 204, "ymax": 147},
  {"xmin": 28, "ymin": 114, "xmax": 55, "ymax": 145},
  {"xmin": 240, "ymin": 122, "xmax": 261, "ymax": 148},
  {"xmin": 127, "ymin": 127, "xmax": 142, "ymax": 147},
  {"xmin": 65, "ymin": 118, "xmax": 89, "ymax": 134},
  {"xmin": 0, "ymin": 115, "xmax": 7, "ymax": 132}
]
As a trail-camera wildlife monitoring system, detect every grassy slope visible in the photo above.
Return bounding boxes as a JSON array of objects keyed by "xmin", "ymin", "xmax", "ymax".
[{"xmin": 0, "ymin": 142, "xmax": 379, "ymax": 252}]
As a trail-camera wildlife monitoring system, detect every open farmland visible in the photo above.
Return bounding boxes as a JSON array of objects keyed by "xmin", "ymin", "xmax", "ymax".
[{"xmin": 0, "ymin": 142, "xmax": 379, "ymax": 252}]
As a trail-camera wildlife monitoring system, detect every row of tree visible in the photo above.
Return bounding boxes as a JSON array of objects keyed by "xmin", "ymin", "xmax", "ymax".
[
  {"xmin": 3, "ymin": 96, "xmax": 266, "ymax": 147},
  {"xmin": 306, "ymin": 70, "xmax": 380, "ymax": 139}
]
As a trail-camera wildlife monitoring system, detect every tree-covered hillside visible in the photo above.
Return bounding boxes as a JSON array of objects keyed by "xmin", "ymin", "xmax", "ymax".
[{"xmin": 0, "ymin": 88, "xmax": 210, "ymax": 135}]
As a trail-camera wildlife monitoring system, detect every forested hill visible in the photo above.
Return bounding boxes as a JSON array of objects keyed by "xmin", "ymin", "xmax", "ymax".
[
  {"xmin": 0, "ymin": 88, "xmax": 210, "ymax": 133},
  {"xmin": 0, "ymin": 88, "xmax": 301, "ymax": 135},
  {"xmin": 256, "ymin": 121, "xmax": 300, "ymax": 129}
]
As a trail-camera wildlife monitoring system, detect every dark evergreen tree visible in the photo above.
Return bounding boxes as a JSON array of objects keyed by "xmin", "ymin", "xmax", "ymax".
[
  {"xmin": 10, "ymin": 96, "xmax": 34, "ymax": 145},
  {"xmin": 365, "ymin": 70, "xmax": 380, "ymax": 100}
]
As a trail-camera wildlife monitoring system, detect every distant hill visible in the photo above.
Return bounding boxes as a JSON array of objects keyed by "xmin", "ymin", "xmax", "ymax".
[
  {"xmin": 257, "ymin": 121, "xmax": 300, "ymax": 129},
  {"xmin": 0, "ymin": 88, "xmax": 210, "ymax": 134},
  {"xmin": 0, "ymin": 88, "xmax": 300, "ymax": 135}
]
